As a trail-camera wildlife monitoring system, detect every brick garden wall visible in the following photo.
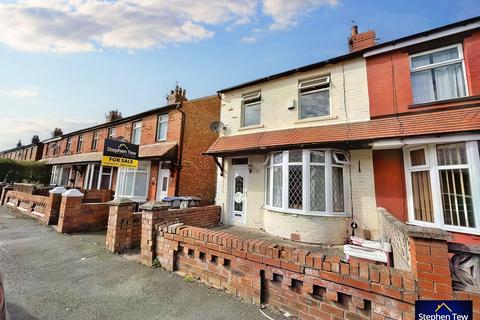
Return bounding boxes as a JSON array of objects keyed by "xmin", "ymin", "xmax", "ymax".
[
  {"xmin": 57, "ymin": 195, "xmax": 109, "ymax": 233},
  {"xmin": 155, "ymin": 224, "xmax": 480, "ymax": 320}
]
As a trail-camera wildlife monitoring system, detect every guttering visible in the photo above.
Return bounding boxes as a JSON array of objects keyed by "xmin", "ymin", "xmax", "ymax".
[
  {"xmin": 174, "ymin": 102, "xmax": 186, "ymax": 197},
  {"xmin": 364, "ymin": 19, "xmax": 480, "ymax": 57}
]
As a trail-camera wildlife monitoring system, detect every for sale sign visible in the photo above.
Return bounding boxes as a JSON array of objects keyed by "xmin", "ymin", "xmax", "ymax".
[
  {"xmin": 415, "ymin": 300, "xmax": 472, "ymax": 320},
  {"xmin": 101, "ymin": 139, "xmax": 139, "ymax": 169}
]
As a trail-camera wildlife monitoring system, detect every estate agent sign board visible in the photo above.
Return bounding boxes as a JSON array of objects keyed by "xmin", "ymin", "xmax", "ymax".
[{"xmin": 102, "ymin": 139, "xmax": 139, "ymax": 169}]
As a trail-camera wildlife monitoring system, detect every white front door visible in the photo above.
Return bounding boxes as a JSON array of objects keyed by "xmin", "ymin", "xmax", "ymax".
[
  {"xmin": 157, "ymin": 169, "xmax": 170, "ymax": 200},
  {"xmin": 231, "ymin": 166, "xmax": 248, "ymax": 223}
]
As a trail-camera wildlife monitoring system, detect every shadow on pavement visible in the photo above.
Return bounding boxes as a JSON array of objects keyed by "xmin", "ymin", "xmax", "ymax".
[{"xmin": 6, "ymin": 303, "xmax": 39, "ymax": 320}]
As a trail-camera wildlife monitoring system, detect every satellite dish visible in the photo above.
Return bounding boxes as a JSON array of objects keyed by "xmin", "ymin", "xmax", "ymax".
[{"xmin": 209, "ymin": 121, "xmax": 225, "ymax": 133}]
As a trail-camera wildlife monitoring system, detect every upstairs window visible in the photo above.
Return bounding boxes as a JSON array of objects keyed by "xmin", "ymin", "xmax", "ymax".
[
  {"xmin": 65, "ymin": 138, "xmax": 72, "ymax": 151},
  {"xmin": 241, "ymin": 92, "xmax": 261, "ymax": 127},
  {"xmin": 299, "ymin": 76, "xmax": 330, "ymax": 119},
  {"xmin": 77, "ymin": 135, "xmax": 84, "ymax": 153},
  {"xmin": 157, "ymin": 114, "xmax": 168, "ymax": 141},
  {"xmin": 410, "ymin": 44, "xmax": 467, "ymax": 104},
  {"xmin": 108, "ymin": 127, "xmax": 116, "ymax": 140},
  {"xmin": 91, "ymin": 131, "xmax": 99, "ymax": 150},
  {"xmin": 132, "ymin": 121, "xmax": 142, "ymax": 145}
]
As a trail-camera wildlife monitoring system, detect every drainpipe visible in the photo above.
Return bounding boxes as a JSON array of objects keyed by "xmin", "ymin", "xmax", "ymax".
[{"xmin": 175, "ymin": 102, "xmax": 186, "ymax": 196}]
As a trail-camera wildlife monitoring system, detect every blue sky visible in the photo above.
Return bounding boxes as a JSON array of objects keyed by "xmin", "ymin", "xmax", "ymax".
[{"xmin": 0, "ymin": 0, "xmax": 478, "ymax": 150}]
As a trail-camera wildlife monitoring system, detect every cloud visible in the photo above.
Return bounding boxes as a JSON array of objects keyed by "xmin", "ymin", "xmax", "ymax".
[
  {"xmin": 0, "ymin": 1, "xmax": 340, "ymax": 52},
  {"xmin": 0, "ymin": 87, "xmax": 40, "ymax": 97},
  {"xmin": 241, "ymin": 36, "xmax": 258, "ymax": 44},
  {"xmin": 0, "ymin": 0, "xmax": 258, "ymax": 53},
  {"xmin": 263, "ymin": 0, "xmax": 338, "ymax": 30},
  {"xmin": 0, "ymin": 118, "xmax": 99, "ymax": 150}
]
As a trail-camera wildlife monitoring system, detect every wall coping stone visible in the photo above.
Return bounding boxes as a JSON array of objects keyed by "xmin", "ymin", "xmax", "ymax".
[
  {"xmin": 448, "ymin": 242, "xmax": 480, "ymax": 254},
  {"xmin": 378, "ymin": 207, "xmax": 452, "ymax": 241},
  {"xmin": 108, "ymin": 197, "xmax": 134, "ymax": 206},
  {"xmin": 140, "ymin": 201, "xmax": 170, "ymax": 211},
  {"xmin": 49, "ymin": 186, "xmax": 67, "ymax": 194},
  {"xmin": 62, "ymin": 189, "xmax": 84, "ymax": 198}
]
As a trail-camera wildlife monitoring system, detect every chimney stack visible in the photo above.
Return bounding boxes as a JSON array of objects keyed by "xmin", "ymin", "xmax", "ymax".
[
  {"xmin": 166, "ymin": 85, "xmax": 188, "ymax": 104},
  {"xmin": 348, "ymin": 25, "xmax": 376, "ymax": 52},
  {"xmin": 105, "ymin": 109, "xmax": 123, "ymax": 123}
]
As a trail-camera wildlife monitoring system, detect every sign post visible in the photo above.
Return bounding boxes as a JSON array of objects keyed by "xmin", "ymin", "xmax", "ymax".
[{"xmin": 101, "ymin": 139, "xmax": 139, "ymax": 169}]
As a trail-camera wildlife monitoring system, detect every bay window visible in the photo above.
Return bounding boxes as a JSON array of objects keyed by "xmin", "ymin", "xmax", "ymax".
[
  {"xmin": 405, "ymin": 141, "xmax": 480, "ymax": 233},
  {"xmin": 410, "ymin": 44, "xmax": 467, "ymax": 104},
  {"xmin": 116, "ymin": 161, "xmax": 150, "ymax": 201},
  {"xmin": 265, "ymin": 149, "xmax": 350, "ymax": 215},
  {"xmin": 299, "ymin": 76, "xmax": 330, "ymax": 119}
]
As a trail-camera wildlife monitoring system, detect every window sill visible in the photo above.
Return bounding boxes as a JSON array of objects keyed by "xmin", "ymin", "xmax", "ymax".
[
  {"xmin": 408, "ymin": 95, "xmax": 480, "ymax": 109},
  {"xmin": 263, "ymin": 205, "xmax": 350, "ymax": 218},
  {"xmin": 407, "ymin": 221, "xmax": 480, "ymax": 236},
  {"xmin": 294, "ymin": 114, "xmax": 337, "ymax": 124},
  {"xmin": 238, "ymin": 124, "xmax": 264, "ymax": 131}
]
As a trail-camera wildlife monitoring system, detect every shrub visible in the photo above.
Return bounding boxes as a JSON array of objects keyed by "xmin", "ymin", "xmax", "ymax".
[{"xmin": 0, "ymin": 158, "xmax": 51, "ymax": 185}]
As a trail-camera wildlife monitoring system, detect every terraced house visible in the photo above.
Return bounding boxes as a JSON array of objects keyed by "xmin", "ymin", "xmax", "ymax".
[
  {"xmin": 207, "ymin": 17, "xmax": 480, "ymax": 246},
  {"xmin": 42, "ymin": 87, "xmax": 220, "ymax": 204}
]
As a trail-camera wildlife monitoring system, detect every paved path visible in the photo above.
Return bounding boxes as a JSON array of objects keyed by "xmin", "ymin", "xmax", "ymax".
[{"xmin": 0, "ymin": 207, "xmax": 283, "ymax": 320}]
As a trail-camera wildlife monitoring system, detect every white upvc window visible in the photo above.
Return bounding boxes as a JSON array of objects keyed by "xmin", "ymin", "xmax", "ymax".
[
  {"xmin": 132, "ymin": 121, "xmax": 142, "ymax": 145},
  {"xmin": 298, "ymin": 76, "xmax": 331, "ymax": 119},
  {"xmin": 65, "ymin": 138, "xmax": 72, "ymax": 151},
  {"xmin": 77, "ymin": 135, "xmax": 84, "ymax": 153},
  {"xmin": 264, "ymin": 149, "xmax": 350, "ymax": 216},
  {"xmin": 157, "ymin": 114, "xmax": 169, "ymax": 141},
  {"xmin": 404, "ymin": 141, "xmax": 480, "ymax": 234},
  {"xmin": 241, "ymin": 91, "xmax": 261, "ymax": 127},
  {"xmin": 410, "ymin": 44, "xmax": 468, "ymax": 104},
  {"xmin": 50, "ymin": 165, "xmax": 71, "ymax": 186},
  {"xmin": 108, "ymin": 127, "xmax": 116, "ymax": 139},
  {"xmin": 116, "ymin": 161, "xmax": 150, "ymax": 201},
  {"xmin": 91, "ymin": 131, "xmax": 99, "ymax": 150}
]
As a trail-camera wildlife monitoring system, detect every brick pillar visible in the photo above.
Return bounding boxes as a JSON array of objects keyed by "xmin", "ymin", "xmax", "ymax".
[
  {"xmin": 57, "ymin": 189, "xmax": 84, "ymax": 234},
  {"xmin": 106, "ymin": 198, "xmax": 135, "ymax": 253},
  {"xmin": 410, "ymin": 234, "xmax": 453, "ymax": 300},
  {"xmin": 0, "ymin": 185, "xmax": 12, "ymax": 206},
  {"xmin": 45, "ymin": 186, "xmax": 66, "ymax": 225},
  {"xmin": 140, "ymin": 201, "xmax": 170, "ymax": 266}
]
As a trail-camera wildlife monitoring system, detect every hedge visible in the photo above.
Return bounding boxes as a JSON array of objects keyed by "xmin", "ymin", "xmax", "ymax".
[{"xmin": 0, "ymin": 158, "xmax": 51, "ymax": 185}]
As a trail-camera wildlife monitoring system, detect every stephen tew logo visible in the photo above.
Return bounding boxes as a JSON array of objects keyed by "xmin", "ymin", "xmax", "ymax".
[{"xmin": 416, "ymin": 300, "xmax": 472, "ymax": 320}]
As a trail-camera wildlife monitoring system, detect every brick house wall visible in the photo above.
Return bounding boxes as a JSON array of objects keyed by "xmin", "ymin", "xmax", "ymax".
[
  {"xmin": 366, "ymin": 30, "xmax": 480, "ymax": 118},
  {"xmin": 178, "ymin": 96, "xmax": 220, "ymax": 204},
  {"xmin": 0, "ymin": 143, "xmax": 43, "ymax": 161}
]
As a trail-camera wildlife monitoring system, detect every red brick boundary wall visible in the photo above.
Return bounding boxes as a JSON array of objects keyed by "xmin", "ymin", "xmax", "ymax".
[
  {"xmin": 137, "ymin": 202, "xmax": 221, "ymax": 265},
  {"xmin": 2, "ymin": 187, "xmax": 64, "ymax": 225},
  {"xmin": 155, "ymin": 224, "xmax": 480, "ymax": 320},
  {"xmin": 57, "ymin": 189, "xmax": 109, "ymax": 233},
  {"xmin": 83, "ymin": 189, "xmax": 114, "ymax": 203},
  {"xmin": 106, "ymin": 198, "xmax": 141, "ymax": 253}
]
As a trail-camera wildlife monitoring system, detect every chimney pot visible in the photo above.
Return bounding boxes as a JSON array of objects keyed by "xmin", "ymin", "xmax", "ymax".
[{"xmin": 351, "ymin": 25, "xmax": 358, "ymax": 36}]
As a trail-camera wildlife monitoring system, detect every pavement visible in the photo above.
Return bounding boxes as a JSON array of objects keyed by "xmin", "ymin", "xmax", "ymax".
[{"xmin": 0, "ymin": 207, "xmax": 285, "ymax": 320}]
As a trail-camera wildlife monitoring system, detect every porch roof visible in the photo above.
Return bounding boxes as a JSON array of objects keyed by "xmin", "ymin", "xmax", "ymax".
[
  {"xmin": 139, "ymin": 142, "xmax": 177, "ymax": 159},
  {"xmin": 205, "ymin": 106, "xmax": 480, "ymax": 156},
  {"xmin": 46, "ymin": 152, "xmax": 102, "ymax": 165}
]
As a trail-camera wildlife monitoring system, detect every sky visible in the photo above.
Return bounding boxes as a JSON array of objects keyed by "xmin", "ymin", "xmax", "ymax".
[{"xmin": 0, "ymin": 0, "xmax": 478, "ymax": 150}]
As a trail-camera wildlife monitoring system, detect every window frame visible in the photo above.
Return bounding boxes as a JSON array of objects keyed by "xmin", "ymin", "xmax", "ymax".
[
  {"xmin": 298, "ymin": 76, "xmax": 331, "ymax": 120},
  {"xmin": 77, "ymin": 135, "xmax": 84, "ymax": 153},
  {"xmin": 264, "ymin": 148, "xmax": 350, "ymax": 216},
  {"xmin": 404, "ymin": 141, "xmax": 480, "ymax": 234},
  {"xmin": 156, "ymin": 114, "xmax": 169, "ymax": 141},
  {"xmin": 115, "ymin": 161, "xmax": 151, "ymax": 202},
  {"xmin": 108, "ymin": 127, "xmax": 116, "ymax": 140},
  {"xmin": 241, "ymin": 91, "xmax": 262, "ymax": 128},
  {"xmin": 409, "ymin": 44, "xmax": 469, "ymax": 104},
  {"xmin": 131, "ymin": 121, "xmax": 142, "ymax": 145},
  {"xmin": 65, "ymin": 138, "xmax": 72, "ymax": 152},
  {"xmin": 91, "ymin": 131, "xmax": 99, "ymax": 151}
]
